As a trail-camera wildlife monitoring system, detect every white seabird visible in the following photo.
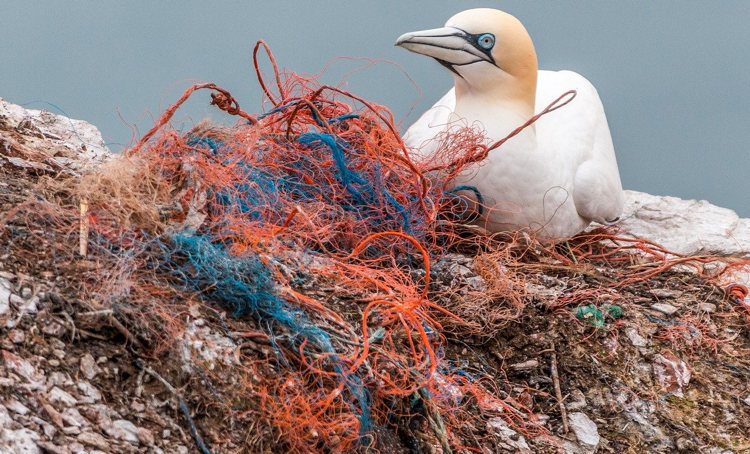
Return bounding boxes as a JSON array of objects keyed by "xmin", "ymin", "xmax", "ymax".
[{"xmin": 396, "ymin": 8, "xmax": 624, "ymax": 239}]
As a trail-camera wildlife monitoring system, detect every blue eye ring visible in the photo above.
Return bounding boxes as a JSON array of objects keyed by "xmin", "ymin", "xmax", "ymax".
[{"xmin": 477, "ymin": 33, "xmax": 495, "ymax": 50}]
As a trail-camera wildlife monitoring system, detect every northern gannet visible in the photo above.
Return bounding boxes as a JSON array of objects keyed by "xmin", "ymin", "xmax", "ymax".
[{"xmin": 396, "ymin": 8, "xmax": 624, "ymax": 239}]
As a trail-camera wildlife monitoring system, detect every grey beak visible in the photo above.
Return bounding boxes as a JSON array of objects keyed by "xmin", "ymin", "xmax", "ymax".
[{"xmin": 395, "ymin": 26, "xmax": 491, "ymax": 66}]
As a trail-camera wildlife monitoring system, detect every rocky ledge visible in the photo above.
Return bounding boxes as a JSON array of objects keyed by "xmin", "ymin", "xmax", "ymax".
[{"xmin": 1, "ymin": 98, "xmax": 749, "ymax": 453}]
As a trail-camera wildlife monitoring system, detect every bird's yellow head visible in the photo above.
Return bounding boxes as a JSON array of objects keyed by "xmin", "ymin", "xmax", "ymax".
[{"xmin": 396, "ymin": 8, "xmax": 537, "ymax": 105}]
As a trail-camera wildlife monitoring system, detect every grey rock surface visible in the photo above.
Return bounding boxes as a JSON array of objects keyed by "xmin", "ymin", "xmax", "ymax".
[{"xmin": 620, "ymin": 190, "xmax": 750, "ymax": 257}]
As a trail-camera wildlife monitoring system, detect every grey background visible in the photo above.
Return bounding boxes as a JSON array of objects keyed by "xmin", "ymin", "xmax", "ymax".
[{"xmin": 1, "ymin": 1, "xmax": 748, "ymax": 216}]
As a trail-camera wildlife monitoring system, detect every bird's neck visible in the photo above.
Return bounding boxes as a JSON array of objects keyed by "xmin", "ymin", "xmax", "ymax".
[
  {"xmin": 453, "ymin": 72, "xmax": 537, "ymax": 140},
  {"xmin": 454, "ymin": 70, "xmax": 536, "ymax": 117}
]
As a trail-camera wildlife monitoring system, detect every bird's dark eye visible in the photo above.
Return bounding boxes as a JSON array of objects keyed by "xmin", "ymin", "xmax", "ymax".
[{"xmin": 477, "ymin": 33, "xmax": 495, "ymax": 50}]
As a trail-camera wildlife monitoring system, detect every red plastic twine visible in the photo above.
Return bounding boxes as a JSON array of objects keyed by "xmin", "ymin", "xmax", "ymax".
[
  {"xmin": 426, "ymin": 89, "xmax": 578, "ymax": 173},
  {"xmin": 128, "ymin": 83, "xmax": 257, "ymax": 156}
]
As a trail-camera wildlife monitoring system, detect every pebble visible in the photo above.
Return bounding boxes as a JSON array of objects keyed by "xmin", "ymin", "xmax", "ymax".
[
  {"xmin": 697, "ymin": 302, "xmax": 717, "ymax": 313},
  {"xmin": 77, "ymin": 431, "xmax": 110, "ymax": 450},
  {"xmin": 77, "ymin": 382, "xmax": 102, "ymax": 403},
  {"xmin": 131, "ymin": 401, "xmax": 146, "ymax": 413},
  {"xmin": 650, "ymin": 288, "xmax": 683, "ymax": 299},
  {"xmin": 21, "ymin": 287, "xmax": 32, "ymax": 299},
  {"xmin": 31, "ymin": 415, "xmax": 57, "ymax": 438},
  {"xmin": 61, "ymin": 408, "xmax": 88, "ymax": 428},
  {"xmin": 653, "ymin": 352, "xmax": 691, "ymax": 397},
  {"xmin": 42, "ymin": 321, "xmax": 66, "ymax": 337},
  {"xmin": 9, "ymin": 294, "xmax": 24, "ymax": 307},
  {"xmin": 651, "ymin": 303, "xmax": 679, "ymax": 315},
  {"xmin": 79, "ymin": 353, "xmax": 100, "ymax": 380},
  {"xmin": 2, "ymin": 350, "xmax": 41, "ymax": 383},
  {"xmin": 487, "ymin": 417, "xmax": 531, "ymax": 451},
  {"xmin": 36, "ymin": 441, "xmax": 69, "ymax": 454},
  {"xmin": 6, "ymin": 398, "xmax": 31, "ymax": 415},
  {"xmin": 568, "ymin": 412, "xmax": 600, "ymax": 448},
  {"xmin": 48, "ymin": 387, "xmax": 78, "ymax": 407},
  {"xmin": 62, "ymin": 425, "xmax": 81, "ymax": 435},
  {"xmin": 42, "ymin": 401, "xmax": 65, "ymax": 428},
  {"xmin": 8, "ymin": 329, "xmax": 25, "ymax": 344},
  {"xmin": 0, "ymin": 279, "xmax": 11, "ymax": 316},
  {"xmin": 107, "ymin": 419, "xmax": 140, "ymax": 445},
  {"xmin": 625, "ymin": 327, "xmax": 650, "ymax": 347},
  {"xmin": 48, "ymin": 371, "xmax": 74, "ymax": 388},
  {"xmin": 743, "ymin": 395, "xmax": 750, "ymax": 407},
  {"xmin": 137, "ymin": 427, "xmax": 155, "ymax": 446},
  {"xmin": 566, "ymin": 389, "xmax": 587, "ymax": 411},
  {"xmin": 510, "ymin": 359, "xmax": 539, "ymax": 371}
]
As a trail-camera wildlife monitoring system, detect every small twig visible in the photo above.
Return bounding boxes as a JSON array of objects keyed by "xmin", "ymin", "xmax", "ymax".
[
  {"xmin": 79, "ymin": 198, "xmax": 89, "ymax": 257},
  {"xmin": 108, "ymin": 314, "xmax": 143, "ymax": 349},
  {"xmin": 57, "ymin": 312, "xmax": 78, "ymax": 342},
  {"xmin": 73, "ymin": 307, "xmax": 144, "ymax": 349},
  {"xmin": 136, "ymin": 360, "xmax": 213, "ymax": 454},
  {"xmin": 75, "ymin": 328, "xmax": 110, "ymax": 341},
  {"xmin": 550, "ymin": 342, "xmax": 569, "ymax": 434},
  {"xmin": 78, "ymin": 309, "xmax": 115, "ymax": 317}
]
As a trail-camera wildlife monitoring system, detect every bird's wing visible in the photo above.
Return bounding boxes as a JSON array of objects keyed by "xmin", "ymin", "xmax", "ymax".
[
  {"xmin": 536, "ymin": 70, "xmax": 624, "ymax": 223},
  {"xmin": 403, "ymin": 87, "xmax": 456, "ymax": 163}
]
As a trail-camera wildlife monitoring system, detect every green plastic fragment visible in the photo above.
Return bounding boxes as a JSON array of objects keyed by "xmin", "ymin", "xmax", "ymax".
[
  {"xmin": 606, "ymin": 305, "xmax": 623, "ymax": 319},
  {"xmin": 575, "ymin": 304, "xmax": 604, "ymax": 327},
  {"xmin": 575, "ymin": 304, "xmax": 623, "ymax": 327}
]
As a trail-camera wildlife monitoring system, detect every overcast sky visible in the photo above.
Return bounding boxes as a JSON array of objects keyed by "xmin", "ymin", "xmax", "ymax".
[{"xmin": 1, "ymin": 1, "xmax": 748, "ymax": 216}]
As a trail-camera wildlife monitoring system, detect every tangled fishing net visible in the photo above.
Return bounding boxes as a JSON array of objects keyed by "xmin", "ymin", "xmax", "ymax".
[
  {"xmin": 11, "ymin": 41, "xmax": 749, "ymax": 452},
  {"xmin": 72, "ymin": 41, "xmax": 549, "ymax": 452}
]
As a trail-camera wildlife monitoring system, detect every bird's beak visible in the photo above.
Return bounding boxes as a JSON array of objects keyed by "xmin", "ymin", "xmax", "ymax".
[{"xmin": 395, "ymin": 26, "xmax": 491, "ymax": 67}]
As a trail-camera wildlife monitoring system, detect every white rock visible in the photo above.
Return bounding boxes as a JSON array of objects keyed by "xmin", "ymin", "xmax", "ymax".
[
  {"xmin": 5, "ymin": 399, "xmax": 30, "ymax": 416},
  {"xmin": 650, "ymin": 288, "xmax": 683, "ymax": 299},
  {"xmin": 487, "ymin": 417, "xmax": 531, "ymax": 452},
  {"xmin": 180, "ymin": 320, "xmax": 238, "ymax": 372},
  {"xmin": 650, "ymin": 303, "xmax": 679, "ymax": 316},
  {"xmin": 79, "ymin": 354, "xmax": 101, "ymax": 380},
  {"xmin": 510, "ymin": 359, "xmax": 539, "ymax": 371},
  {"xmin": 620, "ymin": 190, "xmax": 750, "ymax": 257},
  {"xmin": 0, "ymin": 97, "xmax": 111, "ymax": 171},
  {"xmin": 625, "ymin": 327, "xmax": 650, "ymax": 347},
  {"xmin": 0, "ymin": 278, "xmax": 11, "ymax": 316},
  {"xmin": 105, "ymin": 419, "xmax": 140, "ymax": 445},
  {"xmin": 568, "ymin": 412, "xmax": 600, "ymax": 448},
  {"xmin": 696, "ymin": 302, "xmax": 717, "ymax": 313},
  {"xmin": 0, "ymin": 405, "xmax": 12, "ymax": 425},
  {"xmin": 47, "ymin": 371, "xmax": 73, "ymax": 388},
  {"xmin": 77, "ymin": 382, "xmax": 102, "ymax": 403},
  {"xmin": 2, "ymin": 350, "xmax": 44, "ymax": 388},
  {"xmin": 77, "ymin": 432, "xmax": 110, "ymax": 450},
  {"xmin": 48, "ymin": 387, "xmax": 78, "ymax": 407},
  {"xmin": 61, "ymin": 408, "xmax": 88, "ymax": 428},
  {"xmin": 0, "ymin": 406, "xmax": 41, "ymax": 454},
  {"xmin": 743, "ymin": 395, "xmax": 750, "ymax": 407},
  {"xmin": 565, "ymin": 389, "xmax": 587, "ymax": 411}
]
